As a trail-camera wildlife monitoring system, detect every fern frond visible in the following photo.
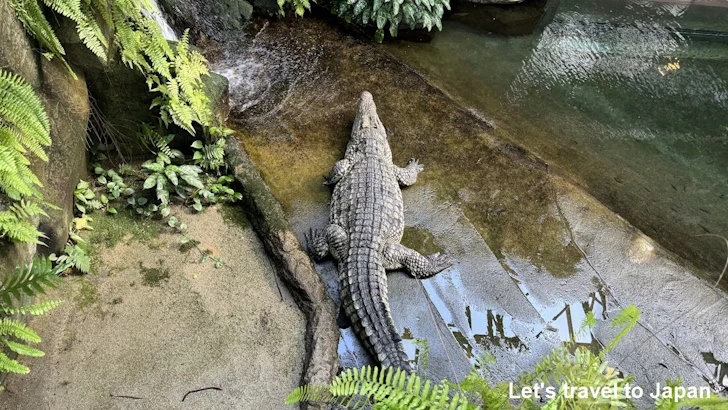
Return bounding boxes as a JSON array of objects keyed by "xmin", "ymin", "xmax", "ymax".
[
  {"xmin": 8, "ymin": 0, "xmax": 77, "ymax": 78},
  {"xmin": 286, "ymin": 366, "xmax": 470, "ymax": 409},
  {"xmin": 0, "ymin": 69, "xmax": 51, "ymax": 160},
  {"xmin": 0, "ymin": 199, "xmax": 48, "ymax": 243},
  {"xmin": 77, "ymin": 11, "xmax": 109, "ymax": 62},
  {"xmin": 0, "ymin": 351, "xmax": 30, "ymax": 374},
  {"xmin": 139, "ymin": 124, "xmax": 176, "ymax": 157},
  {"xmin": 0, "ymin": 318, "xmax": 41, "ymax": 343},
  {"xmin": 3, "ymin": 300, "xmax": 63, "ymax": 316},
  {"xmin": 63, "ymin": 243, "xmax": 91, "ymax": 274},
  {"xmin": 0, "ymin": 257, "xmax": 63, "ymax": 307},
  {"xmin": 3, "ymin": 339, "xmax": 45, "ymax": 357}
]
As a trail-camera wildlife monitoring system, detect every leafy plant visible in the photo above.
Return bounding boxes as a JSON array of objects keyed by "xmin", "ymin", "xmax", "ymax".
[
  {"xmin": 277, "ymin": 0, "xmax": 450, "ymax": 41},
  {"xmin": 0, "ymin": 69, "xmax": 52, "ymax": 243},
  {"xmin": 0, "ymin": 257, "xmax": 64, "ymax": 375},
  {"xmin": 142, "ymin": 155, "xmax": 204, "ymax": 206},
  {"xmin": 50, "ymin": 242, "xmax": 92, "ymax": 274},
  {"xmin": 10, "ymin": 0, "xmax": 213, "ymax": 133},
  {"xmin": 191, "ymin": 138, "xmax": 225, "ymax": 172},
  {"xmin": 287, "ymin": 306, "xmax": 728, "ymax": 409},
  {"xmin": 0, "ymin": 200, "xmax": 49, "ymax": 244},
  {"xmin": 286, "ymin": 365, "xmax": 470, "ymax": 409},
  {"xmin": 147, "ymin": 30, "xmax": 212, "ymax": 134}
]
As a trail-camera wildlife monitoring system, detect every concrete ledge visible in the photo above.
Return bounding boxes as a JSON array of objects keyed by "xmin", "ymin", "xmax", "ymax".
[{"xmin": 224, "ymin": 137, "xmax": 340, "ymax": 399}]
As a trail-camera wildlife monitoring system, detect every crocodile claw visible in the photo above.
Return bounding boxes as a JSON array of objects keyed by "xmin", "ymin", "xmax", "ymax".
[
  {"xmin": 408, "ymin": 158, "xmax": 425, "ymax": 174},
  {"xmin": 427, "ymin": 252, "xmax": 454, "ymax": 274}
]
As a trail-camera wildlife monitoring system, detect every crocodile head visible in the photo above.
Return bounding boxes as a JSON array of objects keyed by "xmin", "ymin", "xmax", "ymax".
[{"xmin": 346, "ymin": 91, "xmax": 392, "ymax": 160}]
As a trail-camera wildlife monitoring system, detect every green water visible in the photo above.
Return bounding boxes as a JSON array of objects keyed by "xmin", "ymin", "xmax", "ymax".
[{"xmin": 386, "ymin": 0, "xmax": 728, "ymax": 277}]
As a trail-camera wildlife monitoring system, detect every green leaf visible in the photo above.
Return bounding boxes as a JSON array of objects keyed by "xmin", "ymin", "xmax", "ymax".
[
  {"xmin": 165, "ymin": 169, "xmax": 178, "ymax": 186},
  {"xmin": 191, "ymin": 140, "xmax": 203, "ymax": 149},
  {"xmin": 143, "ymin": 175, "xmax": 158, "ymax": 190}
]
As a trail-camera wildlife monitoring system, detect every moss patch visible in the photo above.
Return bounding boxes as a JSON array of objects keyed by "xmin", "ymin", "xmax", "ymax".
[
  {"xmin": 219, "ymin": 204, "xmax": 251, "ymax": 229},
  {"xmin": 140, "ymin": 261, "xmax": 170, "ymax": 287},
  {"xmin": 87, "ymin": 210, "xmax": 162, "ymax": 249},
  {"xmin": 402, "ymin": 227, "xmax": 445, "ymax": 256},
  {"xmin": 74, "ymin": 279, "xmax": 99, "ymax": 309}
]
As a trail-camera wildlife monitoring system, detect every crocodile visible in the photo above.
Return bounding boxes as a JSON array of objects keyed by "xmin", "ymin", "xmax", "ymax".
[{"xmin": 308, "ymin": 91, "xmax": 453, "ymax": 372}]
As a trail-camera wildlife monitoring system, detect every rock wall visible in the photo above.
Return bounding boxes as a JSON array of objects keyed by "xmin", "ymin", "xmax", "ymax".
[{"xmin": 0, "ymin": 0, "xmax": 90, "ymax": 268}]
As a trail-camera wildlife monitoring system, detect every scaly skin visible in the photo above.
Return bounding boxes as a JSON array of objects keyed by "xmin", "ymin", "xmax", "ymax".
[{"xmin": 308, "ymin": 92, "xmax": 453, "ymax": 372}]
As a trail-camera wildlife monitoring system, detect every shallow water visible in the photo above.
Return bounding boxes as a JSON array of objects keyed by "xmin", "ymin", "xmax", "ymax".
[
  {"xmin": 386, "ymin": 0, "xmax": 728, "ymax": 277},
  {"xmin": 204, "ymin": 11, "xmax": 728, "ymax": 398}
]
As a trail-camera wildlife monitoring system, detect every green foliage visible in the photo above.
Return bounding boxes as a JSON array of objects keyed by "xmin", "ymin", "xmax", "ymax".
[
  {"xmin": 8, "ymin": 0, "xmax": 74, "ymax": 75},
  {"xmin": 191, "ymin": 138, "xmax": 225, "ymax": 172},
  {"xmin": 0, "ymin": 257, "xmax": 63, "ymax": 375},
  {"xmin": 50, "ymin": 242, "xmax": 92, "ymax": 274},
  {"xmin": 287, "ymin": 306, "xmax": 728, "ymax": 410},
  {"xmin": 3, "ymin": 300, "xmax": 63, "ymax": 316},
  {"xmin": 654, "ymin": 380, "xmax": 728, "ymax": 409},
  {"xmin": 0, "ymin": 200, "xmax": 49, "ymax": 244},
  {"xmin": 147, "ymin": 30, "xmax": 212, "ymax": 134},
  {"xmin": 0, "ymin": 69, "xmax": 52, "ymax": 243},
  {"xmin": 277, "ymin": 0, "xmax": 313, "ymax": 17},
  {"xmin": 10, "ymin": 0, "xmax": 212, "ymax": 133},
  {"xmin": 286, "ymin": 365, "xmax": 470, "ymax": 409},
  {"xmin": 277, "ymin": 0, "xmax": 450, "ymax": 41},
  {"xmin": 0, "ymin": 257, "xmax": 64, "ymax": 307}
]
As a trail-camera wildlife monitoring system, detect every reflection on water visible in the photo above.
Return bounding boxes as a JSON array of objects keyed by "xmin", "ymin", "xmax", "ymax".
[
  {"xmin": 702, "ymin": 352, "xmax": 728, "ymax": 389},
  {"xmin": 387, "ymin": 0, "xmax": 728, "ymax": 278}
]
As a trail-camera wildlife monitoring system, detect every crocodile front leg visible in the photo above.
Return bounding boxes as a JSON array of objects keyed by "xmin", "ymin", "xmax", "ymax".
[
  {"xmin": 383, "ymin": 243, "xmax": 453, "ymax": 279},
  {"xmin": 394, "ymin": 158, "xmax": 424, "ymax": 186},
  {"xmin": 324, "ymin": 154, "xmax": 363, "ymax": 186}
]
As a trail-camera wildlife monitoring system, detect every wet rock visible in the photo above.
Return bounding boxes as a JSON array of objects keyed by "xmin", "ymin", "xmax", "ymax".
[
  {"xmin": 36, "ymin": 58, "xmax": 90, "ymax": 253},
  {"xmin": 158, "ymin": 0, "xmax": 255, "ymax": 42}
]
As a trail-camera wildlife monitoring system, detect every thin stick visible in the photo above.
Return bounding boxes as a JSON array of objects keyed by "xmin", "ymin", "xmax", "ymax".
[{"xmin": 182, "ymin": 387, "xmax": 222, "ymax": 402}]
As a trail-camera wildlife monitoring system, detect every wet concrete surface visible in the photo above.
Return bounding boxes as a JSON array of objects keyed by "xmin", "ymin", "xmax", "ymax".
[{"xmin": 207, "ymin": 17, "xmax": 728, "ymax": 397}]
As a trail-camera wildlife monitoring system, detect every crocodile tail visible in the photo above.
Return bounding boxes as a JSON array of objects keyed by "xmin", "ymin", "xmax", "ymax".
[{"xmin": 343, "ymin": 245, "xmax": 411, "ymax": 373}]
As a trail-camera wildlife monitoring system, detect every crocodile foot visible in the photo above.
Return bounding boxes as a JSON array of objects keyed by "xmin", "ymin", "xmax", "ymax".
[
  {"xmin": 425, "ymin": 252, "xmax": 454, "ymax": 277},
  {"xmin": 305, "ymin": 228, "xmax": 329, "ymax": 261}
]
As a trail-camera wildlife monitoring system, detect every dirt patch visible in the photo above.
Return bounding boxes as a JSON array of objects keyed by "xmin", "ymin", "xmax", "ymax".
[{"xmin": 2, "ymin": 205, "xmax": 307, "ymax": 409}]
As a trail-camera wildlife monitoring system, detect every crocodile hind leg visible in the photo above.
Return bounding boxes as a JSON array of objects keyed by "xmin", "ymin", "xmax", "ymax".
[
  {"xmin": 394, "ymin": 158, "xmax": 424, "ymax": 186},
  {"xmin": 306, "ymin": 224, "xmax": 349, "ymax": 261},
  {"xmin": 382, "ymin": 243, "xmax": 453, "ymax": 279},
  {"xmin": 305, "ymin": 228, "xmax": 330, "ymax": 261}
]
